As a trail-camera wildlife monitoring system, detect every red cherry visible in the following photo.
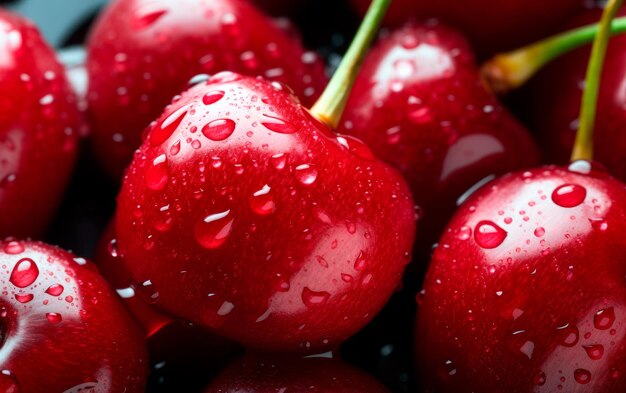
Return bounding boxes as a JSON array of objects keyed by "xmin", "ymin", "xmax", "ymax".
[
  {"xmin": 115, "ymin": 72, "xmax": 416, "ymax": 353},
  {"xmin": 341, "ymin": 22, "xmax": 538, "ymax": 251},
  {"xmin": 349, "ymin": 0, "xmax": 585, "ymax": 55},
  {"xmin": 415, "ymin": 163, "xmax": 626, "ymax": 392},
  {"xmin": 94, "ymin": 219, "xmax": 241, "ymax": 390},
  {"xmin": 0, "ymin": 10, "xmax": 82, "ymax": 238},
  {"xmin": 87, "ymin": 0, "xmax": 328, "ymax": 179},
  {"xmin": 529, "ymin": 6, "xmax": 626, "ymax": 183},
  {"xmin": 0, "ymin": 239, "xmax": 147, "ymax": 392},
  {"xmin": 204, "ymin": 353, "xmax": 390, "ymax": 392}
]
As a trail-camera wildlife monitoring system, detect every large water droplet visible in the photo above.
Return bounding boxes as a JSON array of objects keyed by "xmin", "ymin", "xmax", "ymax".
[
  {"xmin": 474, "ymin": 221, "xmax": 507, "ymax": 249},
  {"xmin": 552, "ymin": 184, "xmax": 586, "ymax": 208},
  {"xmin": 249, "ymin": 185, "xmax": 276, "ymax": 216},
  {"xmin": 132, "ymin": 6, "xmax": 167, "ymax": 30},
  {"xmin": 9, "ymin": 258, "xmax": 39, "ymax": 288},
  {"xmin": 261, "ymin": 115, "xmax": 296, "ymax": 134},
  {"xmin": 589, "ymin": 218, "xmax": 608, "ymax": 231},
  {"xmin": 294, "ymin": 164, "xmax": 318, "ymax": 185},
  {"xmin": 14, "ymin": 293, "xmax": 33, "ymax": 303},
  {"xmin": 151, "ymin": 104, "xmax": 190, "ymax": 145},
  {"xmin": 145, "ymin": 154, "xmax": 169, "ymax": 190},
  {"xmin": 594, "ymin": 307, "xmax": 615, "ymax": 330},
  {"xmin": 202, "ymin": 90, "xmax": 225, "ymax": 105},
  {"xmin": 336, "ymin": 135, "xmax": 374, "ymax": 160},
  {"xmin": 301, "ymin": 287, "xmax": 330, "ymax": 307},
  {"xmin": 574, "ymin": 369, "xmax": 591, "ymax": 384},
  {"xmin": 3, "ymin": 241, "xmax": 24, "ymax": 255},
  {"xmin": 556, "ymin": 323, "xmax": 579, "ymax": 347},
  {"xmin": 195, "ymin": 210, "xmax": 234, "ymax": 249},
  {"xmin": 202, "ymin": 119, "xmax": 236, "ymax": 141},
  {"xmin": 534, "ymin": 371, "xmax": 546, "ymax": 386},
  {"xmin": 46, "ymin": 312, "xmax": 62, "ymax": 324},
  {"xmin": 583, "ymin": 344, "xmax": 604, "ymax": 360},
  {"xmin": 0, "ymin": 370, "xmax": 19, "ymax": 393},
  {"xmin": 45, "ymin": 284, "xmax": 64, "ymax": 296}
]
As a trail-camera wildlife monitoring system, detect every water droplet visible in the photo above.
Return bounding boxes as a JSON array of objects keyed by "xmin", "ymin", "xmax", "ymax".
[
  {"xmin": 145, "ymin": 154, "xmax": 169, "ymax": 190},
  {"xmin": 9, "ymin": 259, "xmax": 39, "ymax": 288},
  {"xmin": 457, "ymin": 226, "xmax": 472, "ymax": 240},
  {"xmin": 534, "ymin": 371, "xmax": 546, "ymax": 386},
  {"xmin": 195, "ymin": 210, "xmax": 234, "ymax": 249},
  {"xmin": 534, "ymin": 227, "xmax": 545, "ymax": 237},
  {"xmin": 261, "ymin": 115, "xmax": 296, "ymax": 134},
  {"xmin": 583, "ymin": 344, "xmax": 604, "ymax": 360},
  {"xmin": 574, "ymin": 369, "xmax": 591, "ymax": 384},
  {"xmin": 552, "ymin": 184, "xmax": 586, "ymax": 208},
  {"xmin": 270, "ymin": 153, "xmax": 286, "ymax": 170},
  {"xmin": 336, "ymin": 135, "xmax": 375, "ymax": 160},
  {"xmin": 151, "ymin": 104, "xmax": 190, "ymax": 145},
  {"xmin": 46, "ymin": 312, "xmax": 62, "ymax": 324},
  {"xmin": 301, "ymin": 287, "xmax": 330, "ymax": 307},
  {"xmin": 556, "ymin": 324, "xmax": 579, "ymax": 347},
  {"xmin": 594, "ymin": 307, "xmax": 615, "ymax": 330},
  {"xmin": 45, "ymin": 284, "xmax": 64, "ymax": 296},
  {"xmin": 294, "ymin": 164, "xmax": 318, "ymax": 185},
  {"xmin": 202, "ymin": 119, "xmax": 236, "ymax": 141},
  {"xmin": 132, "ymin": 6, "xmax": 167, "ymax": 30},
  {"xmin": 520, "ymin": 340, "xmax": 535, "ymax": 359},
  {"xmin": 249, "ymin": 184, "xmax": 276, "ymax": 216},
  {"xmin": 14, "ymin": 293, "xmax": 33, "ymax": 303},
  {"xmin": 169, "ymin": 140, "xmax": 181, "ymax": 155},
  {"xmin": 474, "ymin": 221, "xmax": 507, "ymax": 249},
  {"xmin": 202, "ymin": 90, "xmax": 225, "ymax": 105},
  {"xmin": 3, "ymin": 241, "xmax": 24, "ymax": 255},
  {"xmin": 0, "ymin": 370, "xmax": 19, "ymax": 392},
  {"xmin": 354, "ymin": 252, "xmax": 367, "ymax": 271},
  {"xmin": 589, "ymin": 218, "xmax": 608, "ymax": 231}
]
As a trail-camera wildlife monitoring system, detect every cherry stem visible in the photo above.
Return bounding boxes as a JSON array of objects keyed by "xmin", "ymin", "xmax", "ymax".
[
  {"xmin": 310, "ymin": 0, "xmax": 390, "ymax": 129},
  {"xmin": 572, "ymin": 0, "xmax": 623, "ymax": 161},
  {"xmin": 481, "ymin": 16, "xmax": 626, "ymax": 94}
]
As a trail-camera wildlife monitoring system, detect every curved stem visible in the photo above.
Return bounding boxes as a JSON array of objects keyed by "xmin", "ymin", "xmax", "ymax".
[
  {"xmin": 310, "ymin": 0, "xmax": 390, "ymax": 129},
  {"xmin": 481, "ymin": 16, "xmax": 626, "ymax": 94},
  {"xmin": 571, "ymin": 0, "xmax": 623, "ymax": 162}
]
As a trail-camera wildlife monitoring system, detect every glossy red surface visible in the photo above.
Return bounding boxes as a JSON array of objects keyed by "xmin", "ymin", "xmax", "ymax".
[
  {"xmin": 115, "ymin": 72, "xmax": 416, "ymax": 353},
  {"xmin": 350, "ymin": 0, "xmax": 584, "ymax": 55},
  {"xmin": 205, "ymin": 353, "xmax": 390, "ymax": 392},
  {"xmin": 529, "ymin": 7, "xmax": 626, "ymax": 183},
  {"xmin": 0, "ymin": 240, "xmax": 147, "ymax": 392},
  {"xmin": 87, "ymin": 0, "xmax": 328, "ymax": 179},
  {"xmin": 416, "ymin": 162, "xmax": 626, "ymax": 392},
  {"xmin": 341, "ymin": 22, "xmax": 539, "ymax": 250},
  {"xmin": 0, "ymin": 10, "xmax": 82, "ymax": 238}
]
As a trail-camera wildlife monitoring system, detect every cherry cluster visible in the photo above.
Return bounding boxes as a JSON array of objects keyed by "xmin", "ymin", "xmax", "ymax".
[{"xmin": 1, "ymin": 0, "xmax": 625, "ymax": 392}]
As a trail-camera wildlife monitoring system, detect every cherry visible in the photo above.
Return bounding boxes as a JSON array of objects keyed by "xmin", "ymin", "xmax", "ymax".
[
  {"xmin": 205, "ymin": 353, "xmax": 390, "ymax": 392},
  {"xmin": 416, "ymin": 3, "xmax": 626, "ymax": 391},
  {"xmin": 0, "ymin": 10, "xmax": 82, "ymax": 238},
  {"xmin": 95, "ymin": 219, "xmax": 241, "ymax": 391},
  {"xmin": 528, "ymin": 6, "xmax": 626, "ymax": 182},
  {"xmin": 341, "ymin": 22, "xmax": 539, "ymax": 253},
  {"xmin": 115, "ymin": 0, "xmax": 416, "ymax": 354},
  {"xmin": 0, "ymin": 239, "xmax": 147, "ymax": 392},
  {"xmin": 86, "ymin": 0, "xmax": 328, "ymax": 179},
  {"xmin": 349, "ymin": 0, "xmax": 585, "ymax": 56}
]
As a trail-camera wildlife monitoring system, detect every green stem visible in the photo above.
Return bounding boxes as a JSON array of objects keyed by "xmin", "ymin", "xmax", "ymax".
[
  {"xmin": 310, "ymin": 0, "xmax": 390, "ymax": 128},
  {"xmin": 572, "ymin": 0, "xmax": 623, "ymax": 161},
  {"xmin": 481, "ymin": 16, "xmax": 626, "ymax": 94}
]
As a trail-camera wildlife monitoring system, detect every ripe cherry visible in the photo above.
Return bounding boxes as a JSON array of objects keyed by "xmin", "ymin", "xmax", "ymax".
[
  {"xmin": 341, "ymin": 21, "xmax": 538, "ymax": 253},
  {"xmin": 0, "ymin": 10, "xmax": 82, "ymax": 238},
  {"xmin": 87, "ymin": 0, "xmax": 328, "ymax": 179},
  {"xmin": 349, "ymin": 0, "xmax": 585, "ymax": 56},
  {"xmin": 0, "ymin": 239, "xmax": 147, "ymax": 392},
  {"xmin": 205, "ymin": 353, "xmax": 390, "ymax": 392},
  {"xmin": 115, "ymin": 0, "xmax": 416, "ymax": 354}
]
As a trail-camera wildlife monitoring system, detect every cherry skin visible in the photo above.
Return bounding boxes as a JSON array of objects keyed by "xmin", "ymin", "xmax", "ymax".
[
  {"xmin": 529, "ymin": 6, "xmax": 626, "ymax": 183},
  {"xmin": 95, "ymin": 219, "xmax": 241, "ymax": 392},
  {"xmin": 341, "ymin": 22, "xmax": 539, "ymax": 252},
  {"xmin": 205, "ymin": 353, "xmax": 390, "ymax": 392},
  {"xmin": 415, "ymin": 162, "xmax": 626, "ymax": 392},
  {"xmin": 87, "ymin": 0, "xmax": 327, "ymax": 179},
  {"xmin": 0, "ymin": 10, "xmax": 82, "ymax": 238},
  {"xmin": 115, "ymin": 72, "xmax": 416, "ymax": 354},
  {"xmin": 349, "ymin": 0, "xmax": 584, "ymax": 56},
  {"xmin": 0, "ymin": 239, "xmax": 147, "ymax": 392}
]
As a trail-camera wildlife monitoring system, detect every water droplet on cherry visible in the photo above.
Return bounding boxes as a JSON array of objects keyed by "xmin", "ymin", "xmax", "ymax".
[
  {"xmin": 9, "ymin": 258, "xmax": 39, "ymax": 288},
  {"xmin": 552, "ymin": 184, "xmax": 586, "ymax": 208},
  {"xmin": 301, "ymin": 287, "xmax": 330, "ymax": 307},
  {"xmin": 474, "ymin": 221, "xmax": 507, "ymax": 249},
  {"xmin": 195, "ymin": 210, "xmax": 234, "ymax": 249},
  {"xmin": 202, "ymin": 119, "xmax": 236, "ymax": 141}
]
